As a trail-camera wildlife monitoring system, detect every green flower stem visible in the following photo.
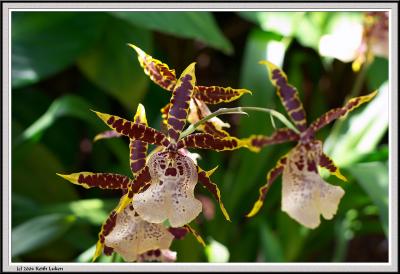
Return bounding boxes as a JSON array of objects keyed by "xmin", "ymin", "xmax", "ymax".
[{"xmin": 179, "ymin": 107, "xmax": 299, "ymax": 139}]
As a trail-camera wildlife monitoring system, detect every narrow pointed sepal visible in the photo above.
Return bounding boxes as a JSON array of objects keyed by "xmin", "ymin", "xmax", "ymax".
[
  {"xmin": 243, "ymin": 128, "xmax": 300, "ymax": 152},
  {"xmin": 92, "ymin": 110, "xmax": 170, "ymax": 147},
  {"xmin": 128, "ymin": 43, "xmax": 177, "ymax": 91},
  {"xmin": 260, "ymin": 60, "xmax": 308, "ymax": 132},
  {"xmin": 319, "ymin": 152, "xmax": 348, "ymax": 182},
  {"xmin": 197, "ymin": 166, "xmax": 230, "ymax": 222},
  {"xmin": 130, "ymin": 104, "xmax": 149, "ymax": 176},
  {"xmin": 177, "ymin": 133, "xmax": 244, "ymax": 152},
  {"xmin": 183, "ymin": 224, "xmax": 206, "ymax": 247},
  {"xmin": 306, "ymin": 91, "xmax": 378, "ymax": 135},
  {"xmin": 56, "ymin": 172, "xmax": 131, "ymax": 190},
  {"xmin": 193, "ymin": 86, "xmax": 252, "ymax": 105},
  {"xmin": 93, "ymin": 130, "xmax": 122, "ymax": 142},
  {"xmin": 167, "ymin": 62, "xmax": 196, "ymax": 143},
  {"xmin": 246, "ymin": 155, "xmax": 288, "ymax": 217}
]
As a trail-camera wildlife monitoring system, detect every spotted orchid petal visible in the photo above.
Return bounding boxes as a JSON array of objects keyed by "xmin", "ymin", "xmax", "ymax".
[
  {"xmin": 93, "ymin": 110, "xmax": 170, "ymax": 148},
  {"xmin": 281, "ymin": 142, "xmax": 345, "ymax": 229},
  {"xmin": 246, "ymin": 154, "xmax": 288, "ymax": 218},
  {"xmin": 188, "ymin": 98, "xmax": 231, "ymax": 138},
  {"xmin": 243, "ymin": 128, "xmax": 300, "ymax": 153},
  {"xmin": 193, "ymin": 85, "xmax": 252, "ymax": 105},
  {"xmin": 197, "ymin": 166, "xmax": 230, "ymax": 221},
  {"xmin": 104, "ymin": 205, "xmax": 174, "ymax": 262},
  {"xmin": 132, "ymin": 151, "xmax": 202, "ymax": 227},
  {"xmin": 304, "ymin": 91, "xmax": 378, "ymax": 138},
  {"xmin": 56, "ymin": 172, "xmax": 130, "ymax": 190},
  {"xmin": 319, "ymin": 152, "xmax": 348, "ymax": 182},
  {"xmin": 177, "ymin": 133, "xmax": 244, "ymax": 152},
  {"xmin": 137, "ymin": 249, "xmax": 177, "ymax": 262},
  {"xmin": 129, "ymin": 104, "xmax": 149, "ymax": 176},
  {"xmin": 167, "ymin": 62, "xmax": 196, "ymax": 143},
  {"xmin": 261, "ymin": 60, "xmax": 308, "ymax": 132},
  {"xmin": 128, "ymin": 43, "xmax": 177, "ymax": 92}
]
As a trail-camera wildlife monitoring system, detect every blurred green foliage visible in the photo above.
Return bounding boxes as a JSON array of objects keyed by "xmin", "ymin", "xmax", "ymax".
[{"xmin": 11, "ymin": 11, "xmax": 388, "ymax": 263}]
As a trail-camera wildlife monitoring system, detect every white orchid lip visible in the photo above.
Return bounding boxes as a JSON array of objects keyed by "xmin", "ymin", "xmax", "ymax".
[
  {"xmin": 281, "ymin": 142, "xmax": 345, "ymax": 229},
  {"xmin": 133, "ymin": 151, "xmax": 202, "ymax": 228}
]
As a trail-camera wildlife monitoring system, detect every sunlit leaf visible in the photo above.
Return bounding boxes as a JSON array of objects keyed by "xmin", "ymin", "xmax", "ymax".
[
  {"xmin": 12, "ymin": 214, "xmax": 76, "ymax": 257},
  {"xmin": 12, "ymin": 12, "xmax": 106, "ymax": 88},
  {"xmin": 111, "ymin": 11, "xmax": 233, "ymax": 55},
  {"xmin": 347, "ymin": 161, "xmax": 388, "ymax": 236},
  {"xmin": 77, "ymin": 14, "xmax": 152, "ymax": 111}
]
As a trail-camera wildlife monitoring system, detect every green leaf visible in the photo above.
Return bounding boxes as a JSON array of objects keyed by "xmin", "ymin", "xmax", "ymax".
[
  {"xmin": 347, "ymin": 162, "xmax": 388, "ymax": 236},
  {"xmin": 366, "ymin": 57, "xmax": 389, "ymax": 91},
  {"xmin": 14, "ymin": 95, "xmax": 127, "ymax": 167},
  {"xmin": 12, "ymin": 12, "xmax": 106, "ymax": 88},
  {"xmin": 77, "ymin": 14, "xmax": 152, "ymax": 111},
  {"xmin": 324, "ymin": 81, "xmax": 388, "ymax": 167},
  {"xmin": 110, "ymin": 11, "xmax": 233, "ymax": 55},
  {"xmin": 12, "ymin": 213, "xmax": 76, "ymax": 257},
  {"xmin": 259, "ymin": 221, "xmax": 284, "ymax": 262}
]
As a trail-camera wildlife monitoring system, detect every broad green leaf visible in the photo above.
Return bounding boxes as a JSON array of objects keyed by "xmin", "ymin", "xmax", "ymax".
[
  {"xmin": 77, "ymin": 14, "xmax": 152, "ymax": 111},
  {"xmin": 12, "ymin": 213, "xmax": 76, "ymax": 257},
  {"xmin": 12, "ymin": 143, "xmax": 78, "ymax": 204},
  {"xmin": 324, "ymin": 81, "xmax": 388, "ymax": 167},
  {"xmin": 366, "ymin": 57, "xmax": 389, "ymax": 91},
  {"xmin": 12, "ymin": 12, "xmax": 106, "ymax": 88},
  {"xmin": 347, "ymin": 162, "xmax": 388, "ymax": 236},
  {"xmin": 110, "ymin": 11, "xmax": 233, "ymax": 55},
  {"xmin": 14, "ymin": 95, "xmax": 127, "ymax": 167},
  {"xmin": 259, "ymin": 221, "xmax": 284, "ymax": 262},
  {"xmin": 205, "ymin": 238, "xmax": 230, "ymax": 263}
]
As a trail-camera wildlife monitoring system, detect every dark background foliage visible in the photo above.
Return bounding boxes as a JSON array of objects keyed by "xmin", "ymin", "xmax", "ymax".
[{"xmin": 11, "ymin": 11, "xmax": 388, "ymax": 262}]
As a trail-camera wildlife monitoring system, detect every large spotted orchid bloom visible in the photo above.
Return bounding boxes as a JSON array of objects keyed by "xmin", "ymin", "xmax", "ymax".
[
  {"xmin": 244, "ymin": 61, "xmax": 377, "ymax": 229},
  {"xmin": 129, "ymin": 44, "xmax": 251, "ymax": 138},
  {"xmin": 57, "ymin": 104, "xmax": 205, "ymax": 262},
  {"xmin": 87, "ymin": 63, "xmax": 243, "ymax": 231}
]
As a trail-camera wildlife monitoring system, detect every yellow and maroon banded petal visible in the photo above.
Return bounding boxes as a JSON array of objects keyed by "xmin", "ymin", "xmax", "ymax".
[
  {"xmin": 93, "ymin": 110, "xmax": 170, "ymax": 148},
  {"xmin": 56, "ymin": 172, "xmax": 131, "ymax": 190},
  {"xmin": 177, "ymin": 133, "xmax": 244, "ymax": 152},
  {"xmin": 92, "ymin": 208, "xmax": 119, "ymax": 262},
  {"xmin": 128, "ymin": 43, "xmax": 177, "ymax": 91},
  {"xmin": 183, "ymin": 224, "xmax": 206, "ymax": 247},
  {"xmin": 246, "ymin": 154, "xmax": 288, "ymax": 218},
  {"xmin": 243, "ymin": 128, "xmax": 300, "ymax": 153},
  {"xmin": 188, "ymin": 98, "xmax": 231, "ymax": 138},
  {"xmin": 306, "ymin": 91, "xmax": 378, "ymax": 135},
  {"xmin": 319, "ymin": 152, "xmax": 348, "ymax": 182},
  {"xmin": 167, "ymin": 62, "xmax": 196, "ymax": 143},
  {"xmin": 115, "ymin": 166, "xmax": 153, "ymax": 214},
  {"xmin": 93, "ymin": 130, "xmax": 122, "ymax": 142},
  {"xmin": 197, "ymin": 166, "xmax": 230, "ymax": 221},
  {"xmin": 130, "ymin": 104, "xmax": 149, "ymax": 176},
  {"xmin": 193, "ymin": 86, "xmax": 252, "ymax": 105},
  {"xmin": 260, "ymin": 60, "xmax": 308, "ymax": 132}
]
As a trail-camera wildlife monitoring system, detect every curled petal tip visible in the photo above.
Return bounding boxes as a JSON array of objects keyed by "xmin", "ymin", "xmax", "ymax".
[{"xmin": 242, "ymin": 89, "xmax": 253, "ymax": 95}]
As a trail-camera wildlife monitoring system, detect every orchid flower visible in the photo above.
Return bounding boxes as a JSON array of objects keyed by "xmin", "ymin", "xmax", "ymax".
[
  {"xmin": 129, "ymin": 44, "xmax": 251, "ymax": 138},
  {"xmin": 244, "ymin": 61, "xmax": 377, "ymax": 229},
  {"xmin": 57, "ymin": 104, "xmax": 205, "ymax": 262}
]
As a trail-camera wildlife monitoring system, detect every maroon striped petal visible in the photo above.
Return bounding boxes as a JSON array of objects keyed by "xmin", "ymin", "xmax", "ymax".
[
  {"xmin": 261, "ymin": 60, "xmax": 308, "ymax": 132},
  {"xmin": 128, "ymin": 44, "xmax": 177, "ymax": 91},
  {"xmin": 183, "ymin": 224, "xmax": 206, "ymax": 247},
  {"xmin": 177, "ymin": 133, "xmax": 244, "ymax": 152},
  {"xmin": 197, "ymin": 166, "xmax": 230, "ymax": 221},
  {"xmin": 129, "ymin": 104, "xmax": 149, "ymax": 176},
  {"xmin": 304, "ymin": 91, "xmax": 378, "ymax": 138},
  {"xmin": 167, "ymin": 63, "xmax": 196, "ymax": 143},
  {"xmin": 318, "ymin": 152, "xmax": 348, "ymax": 182},
  {"xmin": 246, "ymin": 154, "xmax": 288, "ymax": 217},
  {"xmin": 193, "ymin": 85, "xmax": 252, "ymax": 105},
  {"xmin": 93, "ymin": 110, "xmax": 170, "ymax": 148},
  {"xmin": 160, "ymin": 103, "xmax": 171, "ymax": 127},
  {"xmin": 56, "ymin": 172, "xmax": 131, "ymax": 190},
  {"xmin": 92, "ymin": 208, "xmax": 118, "ymax": 261},
  {"xmin": 243, "ymin": 128, "xmax": 300, "ymax": 152}
]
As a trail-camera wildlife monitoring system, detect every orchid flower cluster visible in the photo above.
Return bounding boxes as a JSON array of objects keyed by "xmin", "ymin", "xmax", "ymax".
[{"xmin": 57, "ymin": 45, "xmax": 377, "ymax": 262}]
